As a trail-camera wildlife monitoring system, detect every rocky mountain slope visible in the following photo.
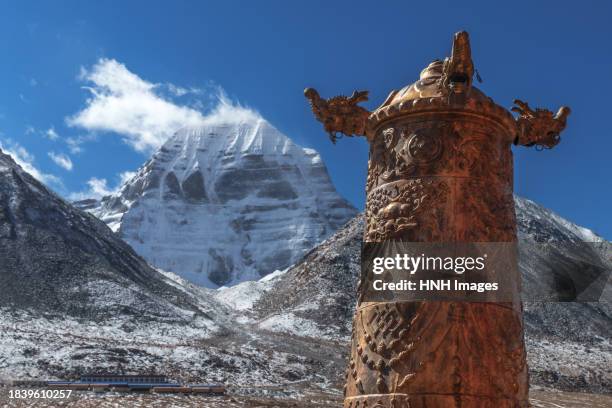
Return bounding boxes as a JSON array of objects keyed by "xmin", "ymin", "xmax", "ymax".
[
  {"xmin": 77, "ymin": 119, "xmax": 357, "ymax": 288},
  {"xmin": 0, "ymin": 148, "xmax": 346, "ymax": 396},
  {"xmin": 246, "ymin": 198, "xmax": 611, "ymax": 393},
  {"xmin": 1, "ymin": 145, "xmax": 609, "ymax": 401},
  {"xmin": 0, "ymin": 148, "xmax": 234, "ymax": 381},
  {"xmin": 0, "ymin": 148, "xmax": 214, "ymax": 322}
]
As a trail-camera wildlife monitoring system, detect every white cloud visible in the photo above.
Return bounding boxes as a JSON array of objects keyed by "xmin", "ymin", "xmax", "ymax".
[
  {"xmin": 69, "ymin": 170, "xmax": 136, "ymax": 201},
  {"xmin": 86, "ymin": 178, "xmax": 113, "ymax": 197},
  {"xmin": 67, "ymin": 59, "xmax": 206, "ymax": 152},
  {"xmin": 67, "ymin": 58, "xmax": 261, "ymax": 153},
  {"xmin": 65, "ymin": 133, "xmax": 97, "ymax": 154},
  {"xmin": 45, "ymin": 127, "xmax": 59, "ymax": 141},
  {"xmin": 66, "ymin": 138, "xmax": 83, "ymax": 154},
  {"xmin": 118, "ymin": 170, "xmax": 136, "ymax": 185},
  {"xmin": 69, "ymin": 178, "xmax": 113, "ymax": 201},
  {"xmin": 0, "ymin": 139, "xmax": 62, "ymax": 187},
  {"xmin": 23, "ymin": 125, "xmax": 61, "ymax": 142},
  {"xmin": 164, "ymin": 84, "xmax": 202, "ymax": 97},
  {"xmin": 29, "ymin": 78, "xmax": 38, "ymax": 87},
  {"xmin": 205, "ymin": 89, "xmax": 261, "ymax": 125},
  {"xmin": 48, "ymin": 151, "xmax": 73, "ymax": 171}
]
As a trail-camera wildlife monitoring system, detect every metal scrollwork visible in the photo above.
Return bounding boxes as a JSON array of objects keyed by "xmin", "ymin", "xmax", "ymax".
[{"xmin": 366, "ymin": 179, "xmax": 449, "ymax": 241}]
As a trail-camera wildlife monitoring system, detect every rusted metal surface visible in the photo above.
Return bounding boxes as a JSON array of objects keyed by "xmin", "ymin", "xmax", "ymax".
[
  {"xmin": 512, "ymin": 99, "xmax": 570, "ymax": 149},
  {"xmin": 305, "ymin": 31, "xmax": 570, "ymax": 408},
  {"xmin": 304, "ymin": 88, "xmax": 370, "ymax": 143}
]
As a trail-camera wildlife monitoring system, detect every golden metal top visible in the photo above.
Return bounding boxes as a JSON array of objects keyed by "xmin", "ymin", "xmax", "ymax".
[{"xmin": 304, "ymin": 31, "xmax": 570, "ymax": 149}]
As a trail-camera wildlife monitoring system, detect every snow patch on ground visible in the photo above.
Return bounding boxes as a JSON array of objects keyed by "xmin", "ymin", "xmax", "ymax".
[
  {"xmin": 257, "ymin": 313, "xmax": 323, "ymax": 338},
  {"xmin": 214, "ymin": 268, "xmax": 288, "ymax": 311}
]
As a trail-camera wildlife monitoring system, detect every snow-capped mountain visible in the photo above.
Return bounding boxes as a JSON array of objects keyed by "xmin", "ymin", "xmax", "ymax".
[
  {"xmin": 79, "ymin": 118, "xmax": 357, "ymax": 288},
  {"xmin": 0, "ymin": 147, "xmax": 339, "ymax": 392},
  {"xmin": 1, "ymin": 144, "xmax": 610, "ymax": 400},
  {"xmin": 515, "ymin": 196, "xmax": 605, "ymax": 243},
  {"xmin": 0, "ymin": 148, "xmax": 268, "ymax": 392},
  {"xmin": 0, "ymin": 146, "xmax": 231, "ymax": 339}
]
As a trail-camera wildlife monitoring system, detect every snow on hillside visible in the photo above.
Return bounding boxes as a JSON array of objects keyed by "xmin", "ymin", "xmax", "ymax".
[
  {"xmin": 516, "ymin": 196, "xmax": 605, "ymax": 243},
  {"xmin": 214, "ymin": 268, "xmax": 288, "ymax": 312},
  {"xmin": 80, "ymin": 118, "xmax": 357, "ymax": 288}
]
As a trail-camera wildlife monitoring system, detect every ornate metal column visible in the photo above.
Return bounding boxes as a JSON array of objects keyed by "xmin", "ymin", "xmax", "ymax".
[{"xmin": 305, "ymin": 31, "xmax": 569, "ymax": 408}]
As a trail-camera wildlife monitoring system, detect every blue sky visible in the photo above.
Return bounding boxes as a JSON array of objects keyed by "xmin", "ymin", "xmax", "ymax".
[{"xmin": 0, "ymin": 1, "xmax": 610, "ymax": 239}]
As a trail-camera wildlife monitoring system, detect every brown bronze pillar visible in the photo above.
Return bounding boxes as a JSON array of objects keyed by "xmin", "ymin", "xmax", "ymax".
[{"xmin": 305, "ymin": 32, "xmax": 570, "ymax": 408}]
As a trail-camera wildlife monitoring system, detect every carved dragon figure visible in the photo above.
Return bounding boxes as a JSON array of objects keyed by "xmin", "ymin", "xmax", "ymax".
[
  {"xmin": 303, "ymin": 88, "xmax": 370, "ymax": 143},
  {"xmin": 304, "ymin": 31, "xmax": 570, "ymax": 151},
  {"xmin": 441, "ymin": 30, "xmax": 474, "ymax": 94},
  {"xmin": 512, "ymin": 99, "xmax": 571, "ymax": 149}
]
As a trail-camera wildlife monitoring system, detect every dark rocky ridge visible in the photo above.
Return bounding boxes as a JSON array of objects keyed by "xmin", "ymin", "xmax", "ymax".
[
  {"xmin": 0, "ymin": 148, "xmax": 206, "ymax": 321},
  {"xmin": 0, "ymin": 148, "xmax": 343, "ymax": 394}
]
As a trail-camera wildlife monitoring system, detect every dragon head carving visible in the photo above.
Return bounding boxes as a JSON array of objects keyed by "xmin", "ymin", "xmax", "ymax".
[
  {"xmin": 442, "ymin": 31, "xmax": 474, "ymax": 94},
  {"xmin": 512, "ymin": 99, "xmax": 571, "ymax": 149},
  {"xmin": 304, "ymin": 87, "xmax": 370, "ymax": 143}
]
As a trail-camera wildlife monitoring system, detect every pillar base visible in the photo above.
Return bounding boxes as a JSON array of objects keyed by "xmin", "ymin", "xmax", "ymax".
[{"xmin": 344, "ymin": 393, "xmax": 529, "ymax": 408}]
